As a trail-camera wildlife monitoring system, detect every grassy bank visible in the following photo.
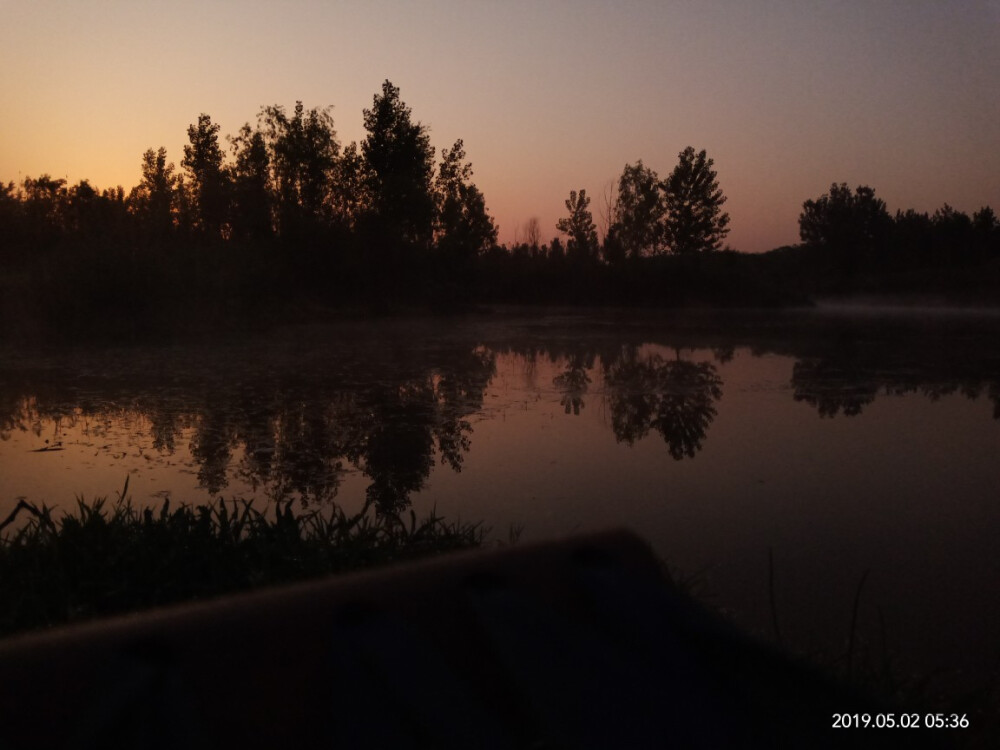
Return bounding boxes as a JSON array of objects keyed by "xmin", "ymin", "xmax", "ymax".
[{"xmin": 0, "ymin": 483, "xmax": 483, "ymax": 637}]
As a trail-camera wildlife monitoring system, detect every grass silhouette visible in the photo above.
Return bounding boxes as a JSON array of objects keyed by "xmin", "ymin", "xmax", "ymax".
[{"xmin": 0, "ymin": 478, "xmax": 483, "ymax": 636}]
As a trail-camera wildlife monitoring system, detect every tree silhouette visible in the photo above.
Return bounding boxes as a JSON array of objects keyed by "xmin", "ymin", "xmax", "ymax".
[
  {"xmin": 434, "ymin": 139, "xmax": 498, "ymax": 263},
  {"xmin": 258, "ymin": 102, "xmax": 339, "ymax": 240},
  {"xmin": 0, "ymin": 181, "xmax": 22, "ymax": 260},
  {"xmin": 931, "ymin": 204, "xmax": 976, "ymax": 266},
  {"xmin": 228, "ymin": 124, "xmax": 272, "ymax": 241},
  {"xmin": 128, "ymin": 147, "xmax": 177, "ymax": 242},
  {"xmin": 20, "ymin": 175, "xmax": 68, "ymax": 248},
  {"xmin": 799, "ymin": 183, "xmax": 890, "ymax": 274},
  {"xmin": 971, "ymin": 206, "xmax": 1000, "ymax": 262},
  {"xmin": 362, "ymin": 80, "xmax": 436, "ymax": 251},
  {"xmin": 9, "ymin": 77, "xmax": 1000, "ymax": 332},
  {"xmin": 65, "ymin": 180, "xmax": 102, "ymax": 242},
  {"xmin": 182, "ymin": 114, "xmax": 229, "ymax": 240},
  {"xmin": 661, "ymin": 147, "xmax": 730, "ymax": 255},
  {"xmin": 607, "ymin": 160, "xmax": 665, "ymax": 259},
  {"xmin": 556, "ymin": 189, "xmax": 599, "ymax": 262},
  {"xmin": 330, "ymin": 141, "xmax": 367, "ymax": 233}
]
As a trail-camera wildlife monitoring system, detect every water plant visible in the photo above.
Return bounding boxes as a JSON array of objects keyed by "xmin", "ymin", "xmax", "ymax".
[{"xmin": 0, "ymin": 479, "xmax": 484, "ymax": 636}]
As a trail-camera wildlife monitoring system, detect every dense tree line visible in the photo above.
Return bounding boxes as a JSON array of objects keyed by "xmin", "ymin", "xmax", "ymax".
[
  {"xmin": 0, "ymin": 81, "xmax": 506, "ymax": 333},
  {"xmin": 0, "ymin": 79, "xmax": 737, "ymax": 322},
  {"xmin": 1, "ymin": 82, "xmax": 497, "ymax": 266},
  {"xmin": 1, "ymin": 80, "xmax": 998, "ymax": 340},
  {"xmin": 790, "ymin": 183, "xmax": 1000, "ymax": 294}
]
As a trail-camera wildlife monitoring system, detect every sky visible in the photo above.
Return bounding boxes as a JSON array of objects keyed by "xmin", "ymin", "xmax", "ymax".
[{"xmin": 1, "ymin": 0, "xmax": 998, "ymax": 253}]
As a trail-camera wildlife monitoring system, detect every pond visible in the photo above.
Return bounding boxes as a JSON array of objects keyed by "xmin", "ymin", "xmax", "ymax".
[{"xmin": 2, "ymin": 307, "xmax": 999, "ymax": 689}]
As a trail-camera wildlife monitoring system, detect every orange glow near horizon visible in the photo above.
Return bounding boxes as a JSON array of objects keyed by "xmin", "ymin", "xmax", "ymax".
[{"xmin": 2, "ymin": 1, "xmax": 998, "ymax": 253}]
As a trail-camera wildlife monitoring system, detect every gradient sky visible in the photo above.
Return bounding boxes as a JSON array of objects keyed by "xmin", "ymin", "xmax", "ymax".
[{"xmin": 2, "ymin": 0, "xmax": 998, "ymax": 252}]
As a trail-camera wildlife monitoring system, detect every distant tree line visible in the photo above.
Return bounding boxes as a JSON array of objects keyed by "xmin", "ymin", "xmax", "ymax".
[
  {"xmin": 1, "ymin": 81, "xmax": 509, "ymax": 333},
  {"xmin": 1, "ymin": 80, "xmax": 998, "ymax": 339},
  {"xmin": 1, "ymin": 82, "xmax": 496, "ymax": 290},
  {"xmin": 788, "ymin": 183, "xmax": 1000, "ymax": 295}
]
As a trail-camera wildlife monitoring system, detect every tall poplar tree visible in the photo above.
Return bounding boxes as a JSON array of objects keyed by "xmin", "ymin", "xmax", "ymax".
[
  {"xmin": 228, "ymin": 124, "xmax": 272, "ymax": 241},
  {"xmin": 258, "ymin": 102, "xmax": 339, "ymax": 239},
  {"xmin": 182, "ymin": 114, "xmax": 229, "ymax": 240},
  {"xmin": 128, "ymin": 147, "xmax": 177, "ymax": 242}
]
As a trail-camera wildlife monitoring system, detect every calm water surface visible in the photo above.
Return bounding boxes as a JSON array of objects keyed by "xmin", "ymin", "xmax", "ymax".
[{"xmin": 2, "ymin": 308, "xmax": 998, "ymax": 686}]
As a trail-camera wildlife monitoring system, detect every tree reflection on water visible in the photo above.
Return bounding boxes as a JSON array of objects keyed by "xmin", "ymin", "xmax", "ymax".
[
  {"xmin": 1, "ymin": 316, "xmax": 999, "ymax": 515},
  {"xmin": 790, "ymin": 332, "xmax": 1000, "ymax": 419},
  {"xmin": 552, "ymin": 352, "xmax": 593, "ymax": 416},
  {"xmin": 0, "ymin": 338, "xmax": 496, "ymax": 515},
  {"xmin": 603, "ymin": 346, "xmax": 723, "ymax": 459}
]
